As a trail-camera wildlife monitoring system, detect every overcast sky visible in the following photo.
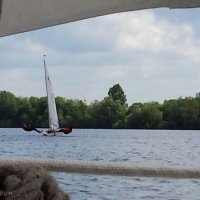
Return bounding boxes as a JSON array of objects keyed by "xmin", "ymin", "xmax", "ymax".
[{"xmin": 1, "ymin": 8, "xmax": 200, "ymax": 105}]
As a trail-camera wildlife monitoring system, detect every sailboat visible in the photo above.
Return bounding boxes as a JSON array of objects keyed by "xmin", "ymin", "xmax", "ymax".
[
  {"xmin": 22, "ymin": 55, "xmax": 72, "ymax": 136},
  {"xmin": 42, "ymin": 55, "xmax": 72, "ymax": 136}
]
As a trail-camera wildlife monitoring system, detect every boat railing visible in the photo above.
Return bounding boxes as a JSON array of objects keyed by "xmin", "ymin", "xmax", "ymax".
[{"xmin": 0, "ymin": 158, "xmax": 200, "ymax": 179}]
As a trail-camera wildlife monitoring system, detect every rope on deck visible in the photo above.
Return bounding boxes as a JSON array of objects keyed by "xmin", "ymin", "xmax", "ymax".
[{"xmin": 0, "ymin": 158, "xmax": 200, "ymax": 179}]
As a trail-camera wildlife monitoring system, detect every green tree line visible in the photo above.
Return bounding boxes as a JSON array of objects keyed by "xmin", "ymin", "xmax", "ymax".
[{"xmin": 1, "ymin": 84, "xmax": 200, "ymax": 129}]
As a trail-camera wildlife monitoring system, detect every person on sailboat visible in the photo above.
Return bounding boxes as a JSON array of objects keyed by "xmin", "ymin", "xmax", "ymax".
[
  {"xmin": 57, "ymin": 127, "xmax": 72, "ymax": 134},
  {"xmin": 22, "ymin": 122, "xmax": 41, "ymax": 133}
]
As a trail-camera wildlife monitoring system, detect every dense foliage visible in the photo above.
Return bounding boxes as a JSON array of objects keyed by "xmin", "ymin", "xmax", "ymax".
[{"xmin": 1, "ymin": 84, "xmax": 200, "ymax": 129}]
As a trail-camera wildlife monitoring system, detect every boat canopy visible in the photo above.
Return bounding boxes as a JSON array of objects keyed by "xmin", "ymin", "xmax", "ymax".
[{"xmin": 0, "ymin": 0, "xmax": 200, "ymax": 37}]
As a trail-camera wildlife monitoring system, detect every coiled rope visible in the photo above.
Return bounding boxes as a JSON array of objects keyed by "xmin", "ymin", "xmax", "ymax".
[{"xmin": 0, "ymin": 158, "xmax": 200, "ymax": 179}]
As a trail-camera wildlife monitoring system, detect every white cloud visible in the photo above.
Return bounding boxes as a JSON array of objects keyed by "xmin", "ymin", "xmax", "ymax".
[
  {"xmin": 141, "ymin": 64, "xmax": 157, "ymax": 79},
  {"xmin": 0, "ymin": 68, "xmax": 44, "ymax": 97},
  {"xmin": 24, "ymin": 38, "xmax": 44, "ymax": 53},
  {"xmin": 114, "ymin": 11, "xmax": 200, "ymax": 64},
  {"xmin": 92, "ymin": 65, "xmax": 127, "ymax": 80},
  {"xmin": 1, "ymin": 9, "xmax": 200, "ymax": 104}
]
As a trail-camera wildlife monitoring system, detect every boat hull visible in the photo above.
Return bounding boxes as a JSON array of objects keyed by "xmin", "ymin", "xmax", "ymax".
[{"xmin": 42, "ymin": 131, "xmax": 64, "ymax": 137}]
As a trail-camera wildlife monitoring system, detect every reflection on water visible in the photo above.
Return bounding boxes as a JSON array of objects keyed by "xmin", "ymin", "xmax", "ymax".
[{"xmin": 1, "ymin": 128, "xmax": 200, "ymax": 199}]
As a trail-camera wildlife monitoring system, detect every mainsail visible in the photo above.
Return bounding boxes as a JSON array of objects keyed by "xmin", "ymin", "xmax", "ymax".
[{"xmin": 44, "ymin": 55, "xmax": 59, "ymax": 132}]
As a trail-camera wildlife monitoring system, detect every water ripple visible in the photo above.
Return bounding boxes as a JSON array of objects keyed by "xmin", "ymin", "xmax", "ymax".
[{"xmin": 1, "ymin": 129, "xmax": 200, "ymax": 199}]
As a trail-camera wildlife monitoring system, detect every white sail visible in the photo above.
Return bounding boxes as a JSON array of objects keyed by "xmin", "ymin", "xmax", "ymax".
[
  {"xmin": 1, "ymin": 0, "xmax": 200, "ymax": 37},
  {"xmin": 44, "ymin": 56, "xmax": 59, "ymax": 132}
]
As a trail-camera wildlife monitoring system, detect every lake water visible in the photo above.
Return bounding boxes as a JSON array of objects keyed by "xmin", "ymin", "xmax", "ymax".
[{"xmin": 1, "ymin": 128, "xmax": 200, "ymax": 199}]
